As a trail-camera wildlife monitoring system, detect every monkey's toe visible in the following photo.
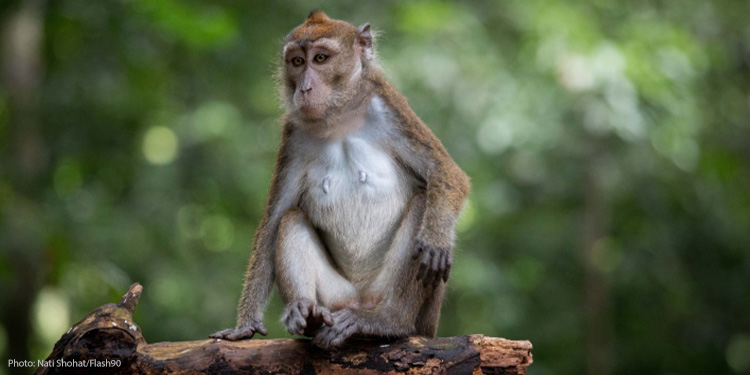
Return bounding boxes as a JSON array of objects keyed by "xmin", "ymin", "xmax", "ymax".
[
  {"xmin": 209, "ymin": 329, "xmax": 234, "ymax": 339},
  {"xmin": 283, "ymin": 299, "xmax": 333, "ymax": 337},
  {"xmin": 210, "ymin": 322, "xmax": 267, "ymax": 341},
  {"xmin": 312, "ymin": 308, "xmax": 359, "ymax": 348}
]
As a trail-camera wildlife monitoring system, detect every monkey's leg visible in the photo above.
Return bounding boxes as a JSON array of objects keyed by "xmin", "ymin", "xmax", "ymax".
[
  {"xmin": 414, "ymin": 278, "xmax": 446, "ymax": 337},
  {"xmin": 313, "ymin": 192, "xmax": 445, "ymax": 347},
  {"xmin": 275, "ymin": 208, "xmax": 358, "ymax": 336}
]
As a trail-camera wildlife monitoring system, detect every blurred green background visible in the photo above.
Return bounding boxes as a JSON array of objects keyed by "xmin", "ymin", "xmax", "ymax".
[{"xmin": 1, "ymin": 0, "xmax": 749, "ymax": 374}]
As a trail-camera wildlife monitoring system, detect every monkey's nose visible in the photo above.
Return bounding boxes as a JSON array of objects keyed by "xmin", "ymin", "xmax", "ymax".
[{"xmin": 300, "ymin": 86, "xmax": 313, "ymax": 94}]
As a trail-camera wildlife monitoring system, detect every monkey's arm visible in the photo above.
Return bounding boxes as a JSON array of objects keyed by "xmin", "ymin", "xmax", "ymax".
[
  {"xmin": 384, "ymin": 90, "xmax": 471, "ymax": 286},
  {"xmin": 411, "ymin": 142, "xmax": 470, "ymax": 286},
  {"xmin": 211, "ymin": 124, "xmax": 302, "ymax": 340}
]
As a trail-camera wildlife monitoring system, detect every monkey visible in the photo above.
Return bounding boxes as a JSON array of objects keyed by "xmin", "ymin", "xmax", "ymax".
[{"xmin": 210, "ymin": 11, "xmax": 470, "ymax": 348}]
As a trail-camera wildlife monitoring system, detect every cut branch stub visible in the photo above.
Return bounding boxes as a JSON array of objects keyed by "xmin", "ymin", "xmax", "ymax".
[
  {"xmin": 35, "ymin": 283, "xmax": 145, "ymax": 375},
  {"xmin": 117, "ymin": 282, "xmax": 143, "ymax": 313}
]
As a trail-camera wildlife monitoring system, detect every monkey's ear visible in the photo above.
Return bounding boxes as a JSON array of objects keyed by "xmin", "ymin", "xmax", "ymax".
[{"xmin": 357, "ymin": 24, "xmax": 374, "ymax": 60}]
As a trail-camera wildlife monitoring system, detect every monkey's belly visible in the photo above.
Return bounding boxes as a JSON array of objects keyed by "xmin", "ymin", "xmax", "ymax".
[{"xmin": 301, "ymin": 137, "xmax": 414, "ymax": 281}]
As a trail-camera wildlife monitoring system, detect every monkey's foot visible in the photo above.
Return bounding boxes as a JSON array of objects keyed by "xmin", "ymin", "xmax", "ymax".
[
  {"xmin": 282, "ymin": 299, "xmax": 334, "ymax": 336},
  {"xmin": 312, "ymin": 308, "xmax": 360, "ymax": 348},
  {"xmin": 413, "ymin": 239, "xmax": 452, "ymax": 288},
  {"xmin": 210, "ymin": 320, "xmax": 268, "ymax": 341}
]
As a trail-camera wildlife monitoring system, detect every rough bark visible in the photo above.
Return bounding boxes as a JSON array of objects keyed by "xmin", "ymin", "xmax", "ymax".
[{"xmin": 36, "ymin": 283, "xmax": 532, "ymax": 375}]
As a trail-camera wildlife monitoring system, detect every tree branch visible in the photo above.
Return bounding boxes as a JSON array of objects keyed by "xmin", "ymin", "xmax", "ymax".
[{"xmin": 36, "ymin": 283, "xmax": 533, "ymax": 375}]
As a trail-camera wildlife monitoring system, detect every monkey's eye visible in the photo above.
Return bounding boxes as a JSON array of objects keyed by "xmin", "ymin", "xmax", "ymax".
[
  {"xmin": 291, "ymin": 57, "xmax": 305, "ymax": 66},
  {"xmin": 314, "ymin": 54, "xmax": 328, "ymax": 63}
]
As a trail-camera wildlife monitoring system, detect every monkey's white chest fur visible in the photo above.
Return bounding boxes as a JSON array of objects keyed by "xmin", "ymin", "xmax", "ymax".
[{"xmin": 298, "ymin": 98, "xmax": 415, "ymax": 283}]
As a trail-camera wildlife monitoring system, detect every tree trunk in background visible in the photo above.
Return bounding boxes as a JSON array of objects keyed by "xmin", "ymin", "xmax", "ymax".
[
  {"xmin": 582, "ymin": 141, "xmax": 614, "ymax": 375},
  {"xmin": 1, "ymin": 1, "xmax": 47, "ymax": 374}
]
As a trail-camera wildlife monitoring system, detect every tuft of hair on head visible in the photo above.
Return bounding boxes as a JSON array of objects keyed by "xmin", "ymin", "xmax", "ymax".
[{"xmin": 306, "ymin": 9, "xmax": 330, "ymax": 23}]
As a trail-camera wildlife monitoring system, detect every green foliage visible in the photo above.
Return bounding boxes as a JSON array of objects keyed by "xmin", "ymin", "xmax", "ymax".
[{"xmin": 1, "ymin": 1, "xmax": 749, "ymax": 374}]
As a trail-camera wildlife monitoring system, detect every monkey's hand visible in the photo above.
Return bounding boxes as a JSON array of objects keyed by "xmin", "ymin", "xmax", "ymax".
[
  {"xmin": 282, "ymin": 298, "xmax": 334, "ymax": 337},
  {"xmin": 413, "ymin": 237, "xmax": 453, "ymax": 288},
  {"xmin": 312, "ymin": 308, "xmax": 360, "ymax": 349},
  {"xmin": 209, "ymin": 319, "xmax": 268, "ymax": 341}
]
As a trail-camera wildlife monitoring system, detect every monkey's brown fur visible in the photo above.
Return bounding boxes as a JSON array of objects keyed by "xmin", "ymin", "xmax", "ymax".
[{"xmin": 211, "ymin": 11, "xmax": 469, "ymax": 348}]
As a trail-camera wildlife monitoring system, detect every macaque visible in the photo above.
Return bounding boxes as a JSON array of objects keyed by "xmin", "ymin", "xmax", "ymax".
[{"xmin": 211, "ymin": 11, "xmax": 470, "ymax": 348}]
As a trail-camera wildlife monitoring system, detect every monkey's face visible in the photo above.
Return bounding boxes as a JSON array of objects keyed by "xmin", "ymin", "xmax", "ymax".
[
  {"xmin": 283, "ymin": 39, "xmax": 355, "ymax": 119},
  {"xmin": 280, "ymin": 11, "xmax": 370, "ymax": 122}
]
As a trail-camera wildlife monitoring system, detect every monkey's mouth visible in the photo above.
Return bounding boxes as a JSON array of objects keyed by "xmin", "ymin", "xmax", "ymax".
[{"xmin": 299, "ymin": 103, "xmax": 327, "ymax": 117}]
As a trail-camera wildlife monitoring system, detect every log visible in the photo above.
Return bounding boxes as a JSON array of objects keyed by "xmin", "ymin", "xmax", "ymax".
[{"xmin": 36, "ymin": 283, "xmax": 533, "ymax": 375}]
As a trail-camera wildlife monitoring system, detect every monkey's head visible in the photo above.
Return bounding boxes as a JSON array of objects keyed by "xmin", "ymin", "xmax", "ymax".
[{"xmin": 280, "ymin": 11, "xmax": 374, "ymax": 123}]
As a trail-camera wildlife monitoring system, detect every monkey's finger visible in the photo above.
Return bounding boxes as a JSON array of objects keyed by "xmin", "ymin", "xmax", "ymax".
[
  {"xmin": 299, "ymin": 301, "xmax": 310, "ymax": 318},
  {"xmin": 286, "ymin": 321, "xmax": 304, "ymax": 336},
  {"xmin": 256, "ymin": 324, "xmax": 268, "ymax": 336},
  {"xmin": 436, "ymin": 251, "xmax": 448, "ymax": 285},
  {"xmin": 435, "ymin": 251, "xmax": 448, "ymax": 285},
  {"xmin": 288, "ymin": 308, "xmax": 306, "ymax": 329},
  {"xmin": 430, "ymin": 269, "xmax": 441, "ymax": 288},
  {"xmin": 443, "ymin": 258, "xmax": 452, "ymax": 282},
  {"xmin": 412, "ymin": 246, "xmax": 423, "ymax": 260},
  {"xmin": 294, "ymin": 326, "xmax": 305, "ymax": 336},
  {"xmin": 312, "ymin": 304, "xmax": 323, "ymax": 318},
  {"xmin": 416, "ymin": 254, "xmax": 430, "ymax": 281},
  {"xmin": 295, "ymin": 313, "xmax": 307, "ymax": 330},
  {"xmin": 322, "ymin": 309, "xmax": 334, "ymax": 327},
  {"xmin": 432, "ymin": 253, "xmax": 443, "ymax": 288},
  {"xmin": 425, "ymin": 250, "xmax": 440, "ymax": 287},
  {"xmin": 282, "ymin": 311, "xmax": 293, "ymax": 326},
  {"xmin": 312, "ymin": 304, "xmax": 333, "ymax": 327},
  {"xmin": 438, "ymin": 251, "xmax": 451, "ymax": 286}
]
